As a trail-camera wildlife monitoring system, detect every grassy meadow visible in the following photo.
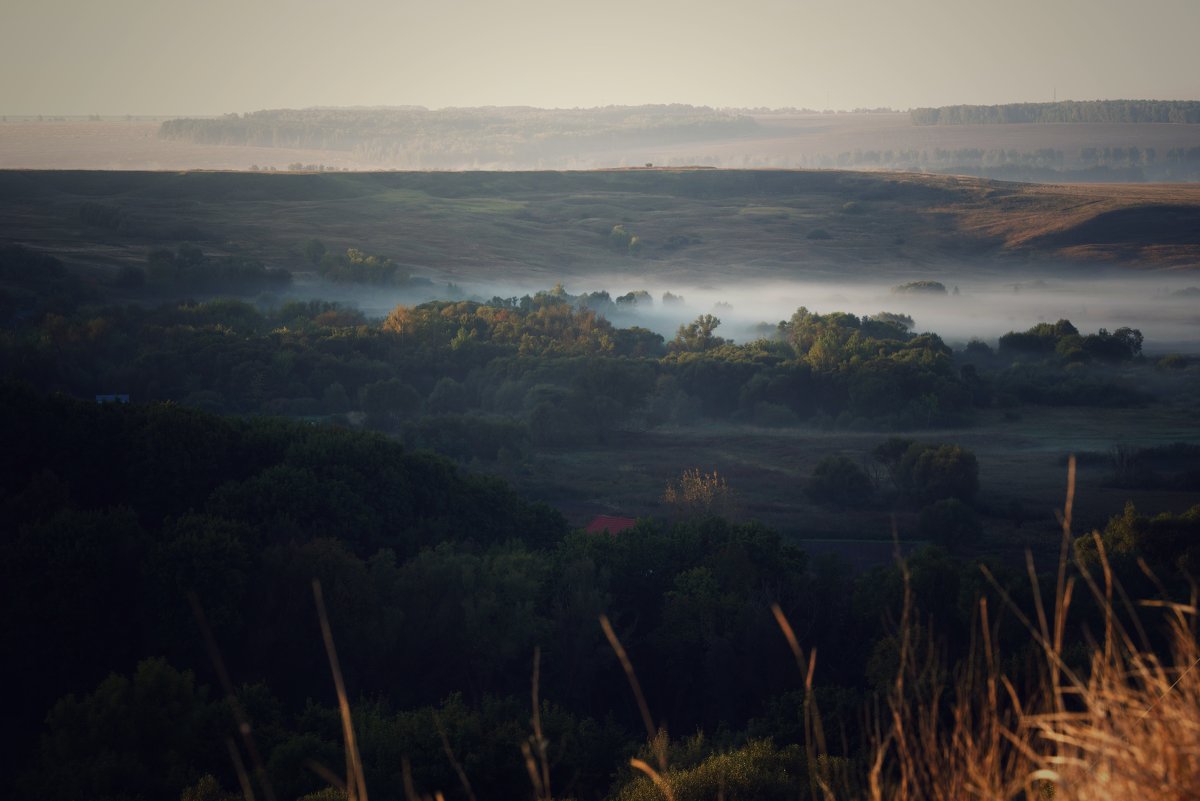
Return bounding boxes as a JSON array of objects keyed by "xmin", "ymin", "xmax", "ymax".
[{"xmin": 3, "ymin": 169, "xmax": 1200, "ymax": 286}]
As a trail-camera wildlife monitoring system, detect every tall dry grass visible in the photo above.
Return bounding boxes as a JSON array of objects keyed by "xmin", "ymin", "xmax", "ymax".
[{"xmin": 847, "ymin": 455, "xmax": 1200, "ymax": 801}]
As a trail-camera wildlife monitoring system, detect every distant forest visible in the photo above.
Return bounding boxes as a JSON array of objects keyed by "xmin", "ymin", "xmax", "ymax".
[
  {"xmin": 158, "ymin": 106, "xmax": 758, "ymax": 167},
  {"xmin": 154, "ymin": 102, "xmax": 1200, "ymax": 179},
  {"xmin": 911, "ymin": 100, "xmax": 1200, "ymax": 126}
]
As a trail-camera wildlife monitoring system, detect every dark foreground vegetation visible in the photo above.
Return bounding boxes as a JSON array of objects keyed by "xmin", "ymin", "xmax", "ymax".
[
  {"xmin": 4, "ymin": 378, "xmax": 1200, "ymax": 801},
  {"xmin": 3, "ymin": 226, "xmax": 1200, "ymax": 800},
  {"xmin": 5, "ymin": 382, "xmax": 1200, "ymax": 801}
]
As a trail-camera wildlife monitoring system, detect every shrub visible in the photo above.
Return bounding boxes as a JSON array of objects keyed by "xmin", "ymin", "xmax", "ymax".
[
  {"xmin": 614, "ymin": 740, "xmax": 807, "ymax": 801},
  {"xmin": 918, "ymin": 498, "xmax": 982, "ymax": 549},
  {"xmin": 898, "ymin": 443, "xmax": 979, "ymax": 504},
  {"xmin": 359, "ymin": 379, "xmax": 421, "ymax": 430},
  {"xmin": 112, "ymin": 264, "xmax": 146, "ymax": 288},
  {"xmin": 876, "ymin": 439, "xmax": 979, "ymax": 504},
  {"xmin": 808, "ymin": 455, "xmax": 873, "ymax": 507},
  {"xmin": 1076, "ymin": 501, "xmax": 1200, "ymax": 570},
  {"xmin": 663, "ymin": 468, "xmax": 737, "ymax": 519},
  {"xmin": 1158, "ymin": 353, "xmax": 1189, "ymax": 370},
  {"xmin": 892, "ymin": 280, "xmax": 946, "ymax": 294},
  {"xmin": 609, "ymin": 224, "xmax": 634, "ymax": 249},
  {"xmin": 426, "ymin": 376, "xmax": 468, "ymax": 414},
  {"xmin": 302, "ymin": 238, "xmax": 326, "ymax": 265}
]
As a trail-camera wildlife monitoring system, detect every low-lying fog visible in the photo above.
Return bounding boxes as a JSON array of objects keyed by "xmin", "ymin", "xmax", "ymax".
[{"xmin": 292, "ymin": 274, "xmax": 1200, "ymax": 353}]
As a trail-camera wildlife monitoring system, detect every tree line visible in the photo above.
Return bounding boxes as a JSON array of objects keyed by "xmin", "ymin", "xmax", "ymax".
[
  {"xmin": 910, "ymin": 100, "xmax": 1200, "ymax": 126},
  {"xmin": 1, "ymin": 250, "xmax": 1159, "ymax": 462},
  {"xmin": 157, "ymin": 106, "xmax": 759, "ymax": 168}
]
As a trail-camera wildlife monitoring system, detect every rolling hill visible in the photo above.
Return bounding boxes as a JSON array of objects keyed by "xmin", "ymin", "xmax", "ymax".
[{"xmin": 0, "ymin": 169, "xmax": 1198, "ymax": 291}]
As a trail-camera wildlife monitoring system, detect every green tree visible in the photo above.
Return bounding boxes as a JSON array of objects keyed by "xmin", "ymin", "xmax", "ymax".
[
  {"xmin": 671, "ymin": 314, "xmax": 725, "ymax": 353},
  {"xmin": 302, "ymin": 238, "xmax": 326, "ymax": 265},
  {"xmin": 359, "ymin": 378, "xmax": 421, "ymax": 430},
  {"xmin": 918, "ymin": 498, "xmax": 982, "ymax": 550},
  {"xmin": 807, "ymin": 455, "xmax": 873, "ymax": 507},
  {"xmin": 32, "ymin": 659, "xmax": 222, "ymax": 801},
  {"xmin": 426, "ymin": 376, "xmax": 468, "ymax": 414},
  {"xmin": 897, "ymin": 443, "xmax": 979, "ymax": 504},
  {"xmin": 616, "ymin": 289, "xmax": 653, "ymax": 308}
]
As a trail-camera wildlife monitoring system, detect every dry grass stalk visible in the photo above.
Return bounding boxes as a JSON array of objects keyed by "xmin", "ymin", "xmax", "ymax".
[
  {"xmin": 308, "ymin": 760, "xmax": 348, "ymax": 793},
  {"xmin": 868, "ymin": 593, "xmax": 1044, "ymax": 801},
  {"xmin": 599, "ymin": 614, "xmax": 668, "ymax": 772},
  {"xmin": 190, "ymin": 592, "xmax": 277, "ymax": 801},
  {"xmin": 630, "ymin": 757, "xmax": 677, "ymax": 801},
  {"xmin": 312, "ymin": 579, "xmax": 369, "ymax": 801},
  {"xmin": 226, "ymin": 737, "xmax": 258, "ymax": 801},
  {"xmin": 855, "ymin": 453, "xmax": 1200, "ymax": 801},
  {"xmin": 433, "ymin": 712, "xmax": 477, "ymax": 801},
  {"xmin": 771, "ymin": 602, "xmax": 837, "ymax": 800},
  {"xmin": 601, "ymin": 613, "xmax": 680, "ymax": 801},
  {"xmin": 1022, "ymin": 540, "xmax": 1200, "ymax": 801},
  {"xmin": 401, "ymin": 758, "xmax": 416, "ymax": 801},
  {"xmin": 858, "ymin": 455, "xmax": 1067, "ymax": 801},
  {"xmin": 525, "ymin": 646, "xmax": 552, "ymax": 801}
]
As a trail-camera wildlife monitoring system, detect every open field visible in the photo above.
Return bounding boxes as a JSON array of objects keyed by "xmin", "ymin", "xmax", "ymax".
[
  {"xmin": 2, "ymin": 169, "xmax": 1200, "ymax": 292},
  {"xmin": 514, "ymin": 402, "xmax": 1200, "ymax": 568}
]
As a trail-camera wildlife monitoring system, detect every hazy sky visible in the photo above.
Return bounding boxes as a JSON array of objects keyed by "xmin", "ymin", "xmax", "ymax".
[{"xmin": 3, "ymin": 0, "xmax": 1199, "ymax": 115}]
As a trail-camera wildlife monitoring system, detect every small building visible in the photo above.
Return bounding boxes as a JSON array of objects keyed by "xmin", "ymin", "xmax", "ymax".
[
  {"xmin": 96, "ymin": 394, "xmax": 130, "ymax": 404},
  {"xmin": 585, "ymin": 515, "xmax": 638, "ymax": 535}
]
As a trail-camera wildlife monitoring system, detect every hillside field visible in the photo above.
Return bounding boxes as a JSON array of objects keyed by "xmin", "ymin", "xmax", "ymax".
[{"xmin": 2, "ymin": 169, "xmax": 1200, "ymax": 289}]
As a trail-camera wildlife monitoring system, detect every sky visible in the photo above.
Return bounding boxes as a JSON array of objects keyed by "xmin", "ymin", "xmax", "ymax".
[{"xmin": 3, "ymin": 0, "xmax": 1199, "ymax": 116}]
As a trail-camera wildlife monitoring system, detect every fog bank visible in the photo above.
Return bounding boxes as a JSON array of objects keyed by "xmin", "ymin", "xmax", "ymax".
[{"xmin": 291, "ymin": 271, "xmax": 1200, "ymax": 353}]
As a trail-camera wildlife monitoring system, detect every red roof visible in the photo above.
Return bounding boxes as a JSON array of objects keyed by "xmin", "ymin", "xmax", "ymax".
[{"xmin": 585, "ymin": 515, "xmax": 638, "ymax": 535}]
